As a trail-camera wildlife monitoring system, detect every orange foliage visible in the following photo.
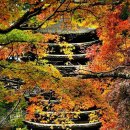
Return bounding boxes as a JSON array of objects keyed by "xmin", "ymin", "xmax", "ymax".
[
  {"xmin": 24, "ymin": 77, "xmax": 117, "ymax": 127},
  {"xmin": 0, "ymin": 1, "xmax": 129, "ymax": 129},
  {"xmin": 90, "ymin": 6, "xmax": 130, "ymax": 72}
]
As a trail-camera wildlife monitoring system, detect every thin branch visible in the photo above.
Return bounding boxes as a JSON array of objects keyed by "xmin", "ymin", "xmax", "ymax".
[
  {"xmin": 0, "ymin": 0, "xmax": 124, "ymax": 34},
  {"xmin": 84, "ymin": 66, "xmax": 128, "ymax": 74},
  {"xmin": 77, "ymin": 72, "xmax": 130, "ymax": 79},
  {"xmin": 89, "ymin": 0, "xmax": 124, "ymax": 6},
  {"xmin": 0, "ymin": 99, "xmax": 21, "ymax": 126},
  {"xmin": 0, "ymin": 64, "xmax": 6, "ymax": 69},
  {"xmin": 19, "ymin": 0, "xmax": 66, "ymax": 30},
  {"xmin": 0, "ymin": 77, "xmax": 25, "ymax": 85},
  {"xmin": 64, "ymin": 65, "xmax": 130, "ymax": 79},
  {"xmin": 0, "ymin": 2, "xmax": 44, "ymax": 34},
  {"xmin": 57, "ymin": 0, "xmax": 82, "ymax": 13},
  {"xmin": 79, "ymin": 7, "xmax": 99, "ymax": 19}
]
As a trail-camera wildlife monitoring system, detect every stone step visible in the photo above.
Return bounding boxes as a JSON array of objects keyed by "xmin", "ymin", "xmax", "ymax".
[
  {"xmin": 38, "ymin": 109, "xmax": 101, "ymax": 115},
  {"xmin": 24, "ymin": 121, "xmax": 101, "ymax": 130},
  {"xmin": 55, "ymin": 65, "xmax": 87, "ymax": 75},
  {"xmin": 41, "ymin": 59, "xmax": 89, "ymax": 65},
  {"xmin": 45, "ymin": 40, "xmax": 100, "ymax": 54},
  {"xmin": 55, "ymin": 65, "xmax": 87, "ymax": 69},
  {"xmin": 48, "ymin": 50, "xmax": 85, "ymax": 55},
  {"xmin": 34, "ymin": 109, "xmax": 101, "ymax": 122},
  {"xmin": 40, "ymin": 99, "xmax": 61, "ymax": 104},
  {"xmin": 43, "ymin": 54, "xmax": 87, "ymax": 60},
  {"xmin": 44, "ymin": 40, "xmax": 100, "ymax": 47}
]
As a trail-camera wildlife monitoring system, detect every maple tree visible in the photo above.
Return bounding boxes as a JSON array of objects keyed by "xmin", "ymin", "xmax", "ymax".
[{"xmin": 0, "ymin": 0, "xmax": 130, "ymax": 130}]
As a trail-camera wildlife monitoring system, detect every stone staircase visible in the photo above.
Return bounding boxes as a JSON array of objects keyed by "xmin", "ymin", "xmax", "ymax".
[
  {"xmin": 24, "ymin": 29, "xmax": 102, "ymax": 130},
  {"xmin": 41, "ymin": 29, "xmax": 100, "ymax": 76},
  {"xmin": 24, "ymin": 87, "xmax": 101, "ymax": 130}
]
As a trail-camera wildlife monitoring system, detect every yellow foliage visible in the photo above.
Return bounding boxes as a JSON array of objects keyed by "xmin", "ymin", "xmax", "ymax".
[
  {"xmin": 41, "ymin": 20, "xmax": 57, "ymax": 29},
  {"xmin": 59, "ymin": 41, "xmax": 75, "ymax": 60},
  {"xmin": 115, "ymin": 52, "xmax": 125, "ymax": 63},
  {"xmin": 88, "ymin": 112, "xmax": 99, "ymax": 123}
]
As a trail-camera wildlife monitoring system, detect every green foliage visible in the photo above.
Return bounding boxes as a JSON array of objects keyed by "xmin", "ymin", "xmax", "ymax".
[
  {"xmin": 0, "ymin": 29, "xmax": 44, "ymax": 44},
  {"xmin": 14, "ymin": 127, "xmax": 28, "ymax": 130},
  {"xmin": 19, "ymin": 98, "xmax": 28, "ymax": 111},
  {"xmin": 8, "ymin": 99, "xmax": 27, "ymax": 128},
  {"xmin": 20, "ymin": 127, "xmax": 29, "ymax": 130},
  {"xmin": 0, "ymin": 102, "xmax": 13, "ymax": 119},
  {"xmin": 0, "ymin": 82, "xmax": 7, "ymax": 101},
  {"xmin": 10, "ymin": 117, "xmax": 24, "ymax": 128},
  {"xmin": 0, "ymin": 60, "xmax": 61, "ymax": 95},
  {"xmin": 119, "ymin": 2, "xmax": 130, "ymax": 20}
]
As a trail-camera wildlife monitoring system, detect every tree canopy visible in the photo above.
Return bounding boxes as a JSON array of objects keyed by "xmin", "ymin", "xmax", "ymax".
[{"xmin": 0, "ymin": 0, "xmax": 130, "ymax": 130}]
